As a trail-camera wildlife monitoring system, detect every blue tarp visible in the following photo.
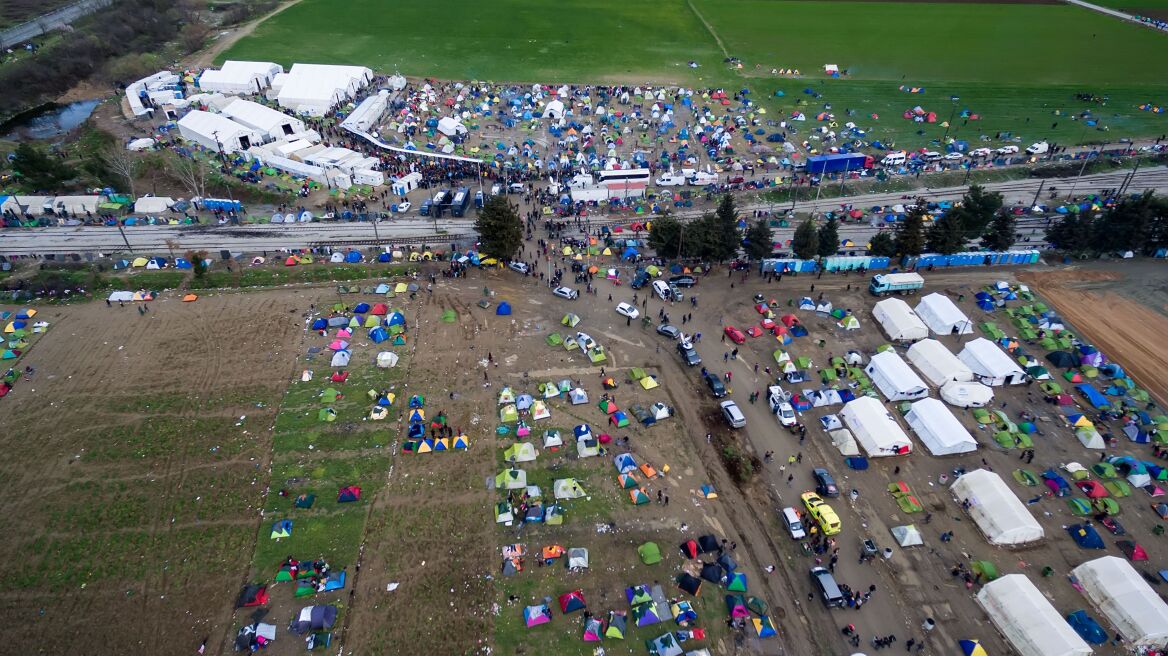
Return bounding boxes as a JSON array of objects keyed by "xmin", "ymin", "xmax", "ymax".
[
  {"xmin": 1076, "ymin": 384, "xmax": 1111, "ymax": 410},
  {"xmin": 1067, "ymin": 523, "xmax": 1105, "ymax": 549}
]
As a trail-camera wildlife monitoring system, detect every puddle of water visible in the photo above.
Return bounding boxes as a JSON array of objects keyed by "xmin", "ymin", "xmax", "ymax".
[{"xmin": 0, "ymin": 99, "xmax": 101, "ymax": 141}]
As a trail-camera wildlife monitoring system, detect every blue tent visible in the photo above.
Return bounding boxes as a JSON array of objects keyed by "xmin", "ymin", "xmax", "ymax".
[
  {"xmin": 1076, "ymin": 384, "xmax": 1111, "ymax": 410},
  {"xmin": 378, "ymin": 253, "xmax": 391, "ymax": 262},
  {"xmin": 369, "ymin": 327, "xmax": 388, "ymax": 343},
  {"xmin": 312, "ymin": 318, "xmax": 328, "ymax": 331},
  {"xmin": 345, "ymin": 251, "xmax": 362, "ymax": 263},
  {"xmin": 148, "ymin": 257, "xmax": 167, "ymax": 268},
  {"xmin": 354, "ymin": 302, "xmax": 371, "ymax": 314},
  {"xmin": 1066, "ymin": 610, "xmax": 1108, "ymax": 645},
  {"xmin": 496, "ymin": 302, "xmax": 512, "ymax": 316},
  {"xmin": 174, "ymin": 258, "xmax": 192, "ymax": 269},
  {"xmin": 622, "ymin": 247, "xmax": 639, "ymax": 260},
  {"xmin": 387, "ymin": 312, "xmax": 406, "ymax": 327},
  {"xmin": 1067, "ymin": 523, "xmax": 1105, "ymax": 549}
]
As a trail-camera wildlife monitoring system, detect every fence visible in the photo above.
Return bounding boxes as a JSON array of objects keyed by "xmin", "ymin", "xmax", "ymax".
[{"xmin": 0, "ymin": 0, "xmax": 114, "ymax": 50}]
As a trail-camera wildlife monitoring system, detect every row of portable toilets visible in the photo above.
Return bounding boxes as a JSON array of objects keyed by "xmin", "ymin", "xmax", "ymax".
[{"xmin": 761, "ymin": 250, "xmax": 1042, "ymax": 274}]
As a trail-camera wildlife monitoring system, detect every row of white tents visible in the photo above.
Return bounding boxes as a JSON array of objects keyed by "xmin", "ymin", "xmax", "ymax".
[
  {"xmin": 978, "ymin": 557, "xmax": 1168, "ymax": 654},
  {"xmin": 874, "ymin": 293, "xmax": 972, "ymax": 341},
  {"xmin": 866, "ymin": 337, "xmax": 1021, "ymax": 406},
  {"xmin": 836, "ymin": 395, "xmax": 977, "ymax": 457}
]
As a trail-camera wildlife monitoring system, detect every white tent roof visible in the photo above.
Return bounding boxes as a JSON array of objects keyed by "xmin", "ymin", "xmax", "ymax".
[
  {"xmin": 915, "ymin": 292, "xmax": 973, "ymax": 335},
  {"xmin": 940, "ymin": 380, "xmax": 994, "ymax": 408},
  {"xmin": 976, "ymin": 575, "xmax": 1093, "ymax": 656},
  {"xmin": 872, "ymin": 298, "xmax": 929, "ymax": 341},
  {"xmin": 376, "ymin": 351, "xmax": 399, "ymax": 368},
  {"xmin": 176, "ymin": 110, "xmax": 260, "ymax": 153},
  {"xmin": 839, "ymin": 397, "xmax": 913, "ymax": 457},
  {"xmin": 222, "ymin": 98, "xmax": 304, "ymax": 135},
  {"xmin": 951, "ymin": 469, "xmax": 1044, "ymax": 545},
  {"xmin": 133, "ymin": 196, "xmax": 174, "ymax": 214},
  {"xmin": 905, "ymin": 398, "xmax": 977, "ymax": 455},
  {"xmin": 865, "ymin": 350, "xmax": 929, "ymax": 401},
  {"xmin": 906, "ymin": 338, "xmax": 973, "ymax": 386},
  {"xmin": 890, "ymin": 525, "xmax": 923, "ymax": 547},
  {"xmin": 959, "ymin": 338, "xmax": 1026, "ymax": 385},
  {"xmin": 829, "ymin": 429, "xmax": 859, "ymax": 456},
  {"xmin": 1072, "ymin": 556, "xmax": 1168, "ymax": 648},
  {"xmin": 277, "ymin": 63, "xmax": 371, "ymax": 115},
  {"xmin": 199, "ymin": 60, "xmax": 282, "ymax": 94}
]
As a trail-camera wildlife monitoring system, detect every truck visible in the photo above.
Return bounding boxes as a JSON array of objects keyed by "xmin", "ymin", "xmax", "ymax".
[
  {"xmin": 806, "ymin": 153, "xmax": 872, "ymax": 175},
  {"xmin": 869, "ymin": 272, "xmax": 925, "ymax": 296},
  {"xmin": 449, "ymin": 187, "xmax": 471, "ymax": 217}
]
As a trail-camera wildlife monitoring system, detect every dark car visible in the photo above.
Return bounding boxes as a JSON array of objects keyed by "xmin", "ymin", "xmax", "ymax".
[
  {"xmin": 813, "ymin": 468, "xmax": 839, "ymax": 498},
  {"xmin": 631, "ymin": 271, "xmax": 650, "ymax": 290},
  {"xmin": 702, "ymin": 370, "xmax": 727, "ymax": 398},
  {"xmin": 677, "ymin": 342, "xmax": 701, "ymax": 366},
  {"xmin": 657, "ymin": 324, "xmax": 681, "ymax": 340},
  {"xmin": 669, "ymin": 275, "xmax": 697, "ymax": 288}
]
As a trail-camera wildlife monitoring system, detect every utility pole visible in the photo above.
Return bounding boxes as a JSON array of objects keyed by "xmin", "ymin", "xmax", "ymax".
[
  {"xmin": 1064, "ymin": 145, "xmax": 1099, "ymax": 200},
  {"xmin": 1030, "ymin": 180, "xmax": 1045, "ymax": 210},
  {"xmin": 116, "ymin": 220, "xmax": 133, "ymax": 254},
  {"xmin": 941, "ymin": 96, "xmax": 960, "ymax": 144}
]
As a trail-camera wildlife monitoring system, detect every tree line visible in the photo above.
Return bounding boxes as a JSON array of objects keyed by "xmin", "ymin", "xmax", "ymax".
[{"xmin": 1045, "ymin": 191, "xmax": 1168, "ymax": 256}]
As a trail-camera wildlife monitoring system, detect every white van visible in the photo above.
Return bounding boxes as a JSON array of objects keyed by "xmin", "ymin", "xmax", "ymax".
[
  {"xmin": 880, "ymin": 152, "xmax": 906, "ymax": 167},
  {"xmin": 655, "ymin": 172, "xmax": 687, "ymax": 186},
  {"xmin": 652, "ymin": 279, "xmax": 671, "ymax": 301},
  {"xmin": 780, "ymin": 507, "xmax": 806, "ymax": 539},
  {"xmin": 1025, "ymin": 142, "xmax": 1049, "ymax": 155},
  {"xmin": 687, "ymin": 171, "xmax": 719, "ymax": 186}
]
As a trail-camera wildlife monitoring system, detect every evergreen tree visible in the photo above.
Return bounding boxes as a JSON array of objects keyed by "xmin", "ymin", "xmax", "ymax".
[
  {"xmin": 816, "ymin": 218, "xmax": 839, "ymax": 259},
  {"xmin": 868, "ymin": 231, "xmax": 897, "ymax": 257},
  {"xmin": 12, "ymin": 143, "xmax": 76, "ymax": 190},
  {"xmin": 925, "ymin": 214, "xmax": 966, "ymax": 254},
  {"xmin": 648, "ymin": 216, "xmax": 685, "ymax": 259},
  {"xmin": 475, "ymin": 195, "xmax": 524, "ymax": 260},
  {"xmin": 894, "ymin": 207, "xmax": 927, "ymax": 257},
  {"xmin": 959, "ymin": 184, "xmax": 1004, "ymax": 237},
  {"xmin": 743, "ymin": 218, "xmax": 774, "ymax": 260},
  {"xmin": 791, "ymin": 218, "xmax": 819, "ymax": 260},
  {"xmin": 1093, "ymin": 191, "xmax": 1157, "ymax": 254},
  {"xmin": 1046, "ymin": 211, "xmax": 1097, "ymax": 254},
  {"xmin": 711, "ymin": 194, "xmax": 741, "ymax": 261},
  {"xmin": 980, "ymin": 211, "xmax": 1017, "ymax": 251}
]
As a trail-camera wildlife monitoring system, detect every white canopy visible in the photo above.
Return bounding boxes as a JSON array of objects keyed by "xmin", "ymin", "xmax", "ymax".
[
  {"xmin": 872, "ymin": 298, "xmax": 929, "ymax": 341},
  {"xmin": 940, "ymin": 380, "xmax": 994, "ymax": 408},
  {"xmin": 375, "ymin": 351, "xmax": 399, "ymax": 368},
  {"xmin": 829, "ymin": 429, "xmax": 859, "ymax": 456},
  {"xmin": 959, "ymin": 338, "xmax": 1027, "ymax": 386},
  {"xmin": 915, "ymin": 292, "xmax": 973, "ymax": 335},
  {"xmin": 199, "ymin": 60, "xmax": 282, "ymax": 94},
  {"xmin": 905, "ymin": 398, "xmax": 977, "ymax": 455},
  {"xmin": 177, "ymin": 110, "xmax": 262, "ymax": 153},
  {"xmin": 1072, "ymin": 556, "xmax": 1168, "ymax": 648},
  {"xmin": 951, "ymin": 469, "xmax": 1044, "ymax": 545},
  {"xmin": 976, "ymin": 575, "xmax": 1093, "ymax": 656},
  {"xmin": 276, "ymin": 63, "xmax": 372, "ymax": 116},
  {"xmin": 222, "ymin": 98, "xmax": 306, "ymax": 140},
  {"xmin": 865, "ymin": 350, "xmax": 929, "ymax": 401},
  {"xmin": 839, "ymin": 397, "xmax": 912, "ymax": 457},
  {"xmin": 890, "ymin": 525, "xmax": 923, "ymax": 547},
  {"xmin": 906, "ymin": 338, "xmax": 973, "ymax": 386},
  {"xmin": 132, "ymin": 196, "xmax": 174, "ymax": 214}
]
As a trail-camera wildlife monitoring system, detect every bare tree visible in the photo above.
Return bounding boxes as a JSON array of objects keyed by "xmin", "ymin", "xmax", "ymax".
[
  {"xmin": 170, "ymin": 154, "xmax": 210, "ymax": 199},
  {"xmin": 100, "ymin": 146, "xmax": 142, "ymax": 198}
]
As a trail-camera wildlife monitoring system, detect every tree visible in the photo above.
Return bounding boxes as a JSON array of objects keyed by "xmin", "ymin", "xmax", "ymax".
[
  {"xmin": 743, "ymin": 218, "xmax": 774, "ymax": 260},
  {"xmin": 925, "ymin": 214, "xmax": 966, "ymax": 254},
  {"xmin": 894, "ymin": 206, "xmax": 928, "ymax": 257},
  {"xmin": 1092, "ymin": 191, "xmax": 1159, "ymax": 254},
  {"xmin": 100, "ymin": 146, "xmax": 142, "ymax": 198},
  {"xmin": 958, "ymin": 184, "xmax": 1004, "ymax": 237},
  {"xmin": 980, "ymin": 211, "xmax": 1017, "ymax": 251},
  {"xmin": 868, "ymin": 231, "xmax": 896, "ymax": 257},
  {"xmin": 709, "ymin": 194, "xmax": 741, "ymax": 261},
  {"xmin": 11, "ymin": 143, "xmax": 76, "ymax": 190},
  {"xmin": 169, "ymin": 154, "xmax": 209, "ymax": 199},
  {"xmin": 186, "ymin": 250, "xmax": 208, "ymax": 279},
  {"xmin": 475, "ymin": 195, "xmax": 523, "ymax": 260},
  {"xmin": 815, "ymin": 217, "xmax": 839, "ymax": 259},
  {"xmin": 791, "ymin": 218, "xmax": 819, "ymax": 260},
  {"xmin": 648, "ymin": 216, "xmax": 685, "ymax": 259},
  {"xmin": 1046, "ymin": 211, "xmax": 1097, "ymax": 254}
]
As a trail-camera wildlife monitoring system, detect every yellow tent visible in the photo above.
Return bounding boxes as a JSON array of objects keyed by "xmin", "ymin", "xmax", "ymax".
[
  {"xmin": 132, "ymin": 257, "xmax": 149, "ymax": 268},
  {"xmin": 639, "ymin": 376, "xmax": 659, "ymax": 390},
  {"xmin": 481, "ymin": 258, "xmax": 498, "ymax": 266},
  {"xmin": 1072, "ymin": 415, "xmax": 1094, "ymax": 429},
  {"xmin": 394, "ymin": 282, "xmax": 409, "ymax": 293},
  {"xmin": 562, "ymin": 246, "xmax": 573, "ymax": 255},
  {"xmin": 602, "ymin": 248, "xmax": 612, "ymax": 256}
]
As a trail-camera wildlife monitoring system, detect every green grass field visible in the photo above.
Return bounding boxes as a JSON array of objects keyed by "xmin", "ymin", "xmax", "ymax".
[{"xmin": 222, "ymin": 0, "xmax": 1168, "ymax": 146}]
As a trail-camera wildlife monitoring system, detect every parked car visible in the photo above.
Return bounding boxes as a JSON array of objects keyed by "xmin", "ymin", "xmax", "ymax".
[
  {"xmin": 996, "ymin": 145, "xmax": 1019, "ymax": 155},
  {"xmin": 810, "ymin": 566, "xmax": 845, "ymax": 608},
  {"xmin": 702, "ymin": 370, "xmax": 727, "ymax": 397},
  {"xmin": 775, "ymin": 401, "xmax": 798, "ymax": 427},
  {"xmin": 508, "ymin": 261, "xmax": 530, "ymax": 274},
  {"xmin": 656, "ymin": 324, "xmax": 681, "ymax": 340},
  {"xmin": 780, "ymin": 507, "xmax": 806, "ymax": 539},
  {"xmin": 677, "ymin": 342, "xmax": 701, "ymax": 366},
  {"xmin": 943, "ymin": 152, "xmax": 964, "ymax": 161},
  {"xmin": 615, "ymin": 302, "xmax": 640, "ymax": 319},
  {"xmin": 723, "ymin": 326, "xmax": 746, "ymax": 344},
  {"xmin": 552, "ymin": 286, "xmax": 579, "ymax": 300},
  {"xmin": 813, "ymin": 468, "xmax": 840, "ymax": 498},
  {"xmin": 575, "ymin": 332, "xmax": 597, "ymax": 351},
  {"xmin": 669, "ymin": 275, "xmax": 697, "ymax": 288},
  {"xmin": 720, "ymin": 400, "xmax": 746, "ymax": 428},
  {"xmin": 801, "ymin": 492, "xmax": 841, "ymax": 536},
  {"xmin": 969, "ymin": 147, "xmax": 993, "ymax": 157}
]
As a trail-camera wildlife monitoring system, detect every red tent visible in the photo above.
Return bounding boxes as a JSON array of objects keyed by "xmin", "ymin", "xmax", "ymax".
[
  {"xmin": 781, "ymin": 315, "xmax": 800, "ymax": 328},
  {"xmin": 559, "ymin": 589, "xmax": 586, "ymax": 613},
  {"xmin": 337, "ymin": 486, "xmax": 362, "ymax": 503}
]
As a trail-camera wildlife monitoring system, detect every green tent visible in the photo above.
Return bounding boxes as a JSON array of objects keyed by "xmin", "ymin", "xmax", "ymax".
[
  {"xmin": 727, "ymin": 571, "xmax": 748, "ymax": 592},
  {"xmin": 587, "ymin": 347, "xmax": 607, "ymax": 364},
  {"xmin": 638, "ymin": 542, "xmax": 662, "ymax": 565},
  {"xmin": 441, "ymin": 309, "xmax": 457, "ymax": 323},
  {"xmin": 630, "ymin": 367, "xmax": 646, "ymax": 380},
  {"xmin": 561, "ymin": 313, "xmax": 581, "ymax": 327},
  {"xmin": 971, "ymin": 560, "xmax": 999, "ymax": 581},
  {"xmin": 546, "ymin": 333, "xmax": 563, "ymax": 346},
  {"xmin": 318, "ymin": 408, "xmax": 337, "ymax": 422},
  {"xmin": 322, "ymin": 388, "xmax": 340, "ymax": 403}
]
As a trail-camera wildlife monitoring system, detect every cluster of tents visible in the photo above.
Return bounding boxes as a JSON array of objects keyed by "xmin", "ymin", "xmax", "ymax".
[
  {"xmin": 547, "ymin": 316, "xmax": 607, "ymax": 365},
  {"xmin": 280, "ymin": 250, "xmax": 440, "ymax": 267},
  {"xmin": 1, "ymin": 308, "xmax": 48, "ymax": 368},
  {"xmin": 401, "ymin": 396, "xmax": 470, "ymax": 453}
]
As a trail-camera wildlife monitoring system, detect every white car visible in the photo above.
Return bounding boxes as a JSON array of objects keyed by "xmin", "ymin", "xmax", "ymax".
[
  {"xmin": 969, "ymin": 147, "xmax": 993, "ymax": 158},
  {"xmin": 575, "ymin": 332, "xmax": 597, "ymax": 351},
  {"xmin": 552, "ymin": 286, "xmax": 579, "ymax": 300},
  {"xmin": 394, "ymin": 201, "xmax": 411, "ymax": 213},
  {"xmin": 775, "ymin": 402, "xmax": 798, "ymax": 427},
  {"xmin": 996, "ymin": 145, "xmax": 1019, "ymax": 155},
  {"xmin": 615, "ymin": 302, "xmax": 640, "ymax": 319},
  {"xmin": 508, "ymin": 261, "xmax": 530, "ymax": 274},
  {"xmin": 943, "ymin": 152, "xmax": 964, "ymax": 161}
]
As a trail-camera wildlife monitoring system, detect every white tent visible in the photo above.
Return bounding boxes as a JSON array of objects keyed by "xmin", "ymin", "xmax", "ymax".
[
  {"xmin": 199, "ymin": 60, "xmax": 283, "ymax": 94},
  {"xmin": 375, "ymin": 351, "xmax": 399, "ymax": 368},
  {"xmin": 906, "ymin": 338, "xmax": 973, "ymax": 386},
  {"xmin": 437, "ymin": 116, "xmax": 468, "ymax": 137},
  {"xmin": 567, "ymin": 547, "xmax": 589, "ymax": 569},
  {"xmin": 839, "ymin": 397, "xmax": 913, "ymax": 457},
  {"xmin": 951, "ymin": 469, "xmax": 1044, "ymax": 545},
  {"xmin": 940, "ymin": 380, "xmax": 994, "ymax": 408},
  {"xmin": 976, "ymin": 575, "xmax": 1093, "ymax": 656},
  {"xmin": 542, "ymin": 430, "xmax": 563, "ymax": 449},
  {"xmin": 890, "ymin": 525, "xmax": 923, "ymax": 547},
  {"xmin": 276, "ymin": 63, "xmax": 372, "ymax": 116},
  {"xmin": 1076, "ymin": 428, "xmax": 1106, "ymax": 449},
  {"xmin": 959, "ymin": 338, "xmax": 1027, "ymax": 386},
  {"xmin": 177, "ymin": 110, "xmax": 262, "ymax": 153},
  {"xmin": 864, "ymin": 351, "xmax": 929, "ymax": 401},
  {"xmin": 1071, "ymin": 556, "xmax": 1168, "ymax": 648},
  {"xmin": 221, "ymin": 98, "xmax": 306, "ymax": 141},
  {"xmin": 330, "ymin": 351, "xmax": 351, "ymax": 367},
  {"xmin": 829, "ymin": 429, "xmax": 860, "ymax": 456},
  {"xmin": 133, "ymin": 196, "xmax": 174, "ymax": 214},
  {"xmin": 544, "ymin": 99, "xmax": 566, "ymax": 119},
  {"xmin": 914, "ymin": 292, "xmax": 973, "ymax": 335},
  {"xmin": 905, "ymin": 398, "xmax": 977, "ymax": 455},
  {"xmin": 569, "ymin": 388, "xmax": 589, "ymax": 405},
  {"xmin": 872, "ymin": 298, "xmax": 929, "ymax": 341}
]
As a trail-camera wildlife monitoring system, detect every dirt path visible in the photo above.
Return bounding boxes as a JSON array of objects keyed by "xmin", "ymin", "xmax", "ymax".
[
  {"xmin": 1019, "ymin": 267, "xmax": 1168, "ymax": 405},
  {"xmin": 189, "ymin": 0, "xmax": 302, "ymax": 69}
]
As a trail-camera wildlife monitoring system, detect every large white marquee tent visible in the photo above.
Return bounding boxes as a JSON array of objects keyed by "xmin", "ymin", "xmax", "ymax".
[
  {"xmin": 906, "ymin": 338, "xmax": 973, "ymax": 386},
  {"xmin": 1071, "ymin": 556, "xmax": 1168, "ymax": 648},
  {"xmin": 864, "ymin": 350, "xmax": 929, "ymax": 402},
  {"xmin": 275, "ymin": 64, "xmax": 372, "ymax": 116},
  {"xmin": 959, "ymin": 338, "xmax": 1027, "ymax": 386},
  {"xmin": 976, "ymin": 575, "xmax": 1092, "ymax": 656},
  {"xmin": 839, "ymin": 397, "xmax": 912, "ymax": 457},
  {"xmin": 199, "ymin": 60, "xmax": 283, "ymax": 95},
  {"xmin": 915, "ymin": 292, "xmax": 973, "ymax": 335},
  {"xmin": 904, "ymin": 398, "xmax": 977, "ymax": 455},
  {"xmin": 872, "ymin": 298, "xmax": 929, "ymax": 341},
  {"xmin": 951, "ymin": 469, "xmax": 1044, "ymax": 545}
]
